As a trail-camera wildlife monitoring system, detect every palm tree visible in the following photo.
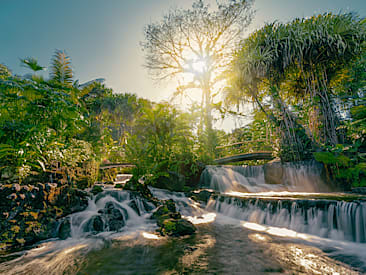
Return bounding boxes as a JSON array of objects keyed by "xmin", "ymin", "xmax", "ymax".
[
  {"xmin": 230, "ymin": 23, "xmax": 313, "ymax": 161},
  {"xmin": 20, "ymin": 57, "xmax": 45, "ymax": 73},
  {"xmin": 294, "ymin": 13, "xmax": 366, "ymax": 145},
  {"xmin": 229, "ymin": 13, "xmax": 366, "ymax": 160}
]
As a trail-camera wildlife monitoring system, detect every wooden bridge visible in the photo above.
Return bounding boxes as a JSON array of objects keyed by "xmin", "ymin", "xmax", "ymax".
[
  {"xmin": 99, "ymin": 163, "xmax": 135, "ymax": 170},
  {"xmin": 214, "ymin": 140, "xmax": 274, "ymax": 164},
  {"xmin": 214, "ymin": 151, "xmax": 274, "ymax": 165}
]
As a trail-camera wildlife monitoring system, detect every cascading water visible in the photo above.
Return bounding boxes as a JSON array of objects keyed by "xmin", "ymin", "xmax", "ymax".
[
  {"xmin": 200, "ymin": 160, "xmax": 330, "ymax": 193},
  {"xmin": 2, "ymin": 181, "xmax": 366, "ymax": 274},
  {"xmin": 207, "ymin": 195, "xmax": 366, "ymax": 242},
  {"xmin": 200, "ymin": 160, "xmax": 366, "ymax": 245},
  {"xmin": 68, "ymin": 190, "xmax": 156, "ymax": 238}
]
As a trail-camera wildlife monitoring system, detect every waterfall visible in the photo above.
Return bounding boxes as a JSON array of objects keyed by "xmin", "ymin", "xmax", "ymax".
[
  {"xmin": 207, "ymin": 195, "xmax": 366, "ymax": 243},
  {"xmin": 200, "ymin": 161, "xmax": 330, "ymax": 193},
  {"xmin": 68, "ymin": 190, "xmax": 156, "ymax": 238}
]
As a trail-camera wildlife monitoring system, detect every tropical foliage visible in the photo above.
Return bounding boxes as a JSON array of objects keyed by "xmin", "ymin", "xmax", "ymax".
[
  {"xmin": 125, "ymin": 102, "xmax": 200, "ymax": 190},
  {"xmin": 1, "ymin": 10, "xmax": 365, "ymax": 191},
  {"xmin": 226, "ymin": 13, "xmax": 366, "ymax": 186}
]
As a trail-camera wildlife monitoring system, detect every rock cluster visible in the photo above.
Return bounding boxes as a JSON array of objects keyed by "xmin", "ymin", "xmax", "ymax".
[
  {"xmin": 0, "ymin": 183, "xmax": 89, "ymax": 250},
  {"xmin": 152, "ymin": 199, "xmax": 196, "ymax": 237}
]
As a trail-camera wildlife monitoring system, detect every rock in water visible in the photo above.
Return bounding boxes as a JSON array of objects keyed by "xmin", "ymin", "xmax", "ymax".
[
  {"xmin": 152, "ymin": 199, "xmax": 196, "ymax": 237},
  {"xmin": 58, "ymin": 218, "xmax": 71, "ymax": 240}
]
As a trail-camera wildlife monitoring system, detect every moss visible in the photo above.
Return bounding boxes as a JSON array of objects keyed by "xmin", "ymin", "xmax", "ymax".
[
  {"xmin": 91, "ymin": 185, "xmax": 103, "ymax": 195},
  {"xmin": 163, "ymin": 219, "xmax": 176, "ymax": 233}
]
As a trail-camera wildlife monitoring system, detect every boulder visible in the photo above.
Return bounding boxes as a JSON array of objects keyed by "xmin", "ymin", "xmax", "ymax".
[
  {"xmin": 189, "ymin": 190, "xmax": 213, "ymax": 203},
  {"xmin": 102, "ymin": 202, "xmax": 127, "ymax": 231},
  {"xmin": 84, "ymin": 215, "xmax": 104, "ymax": 233},
  {"xmin": 123, "ymin": 177, "xmax": 153, "ymax": 199},
  {"xmin": 161, "ymin": 218, "xmax": 196, "ymax": 237},
  {"xmin": 58, "ymin": 218, "xmax": 71, "ymax": 240},
  {"xmin": 91, "ymin": 185, "xmax": 103, "ymax": 195},
  {"xmin": 148, "ymin": 172, "xmax": 185, "ymax": 192},
  {"xmin": 152, "ymin": 199, "xmax": 195, "ymax": 237}
]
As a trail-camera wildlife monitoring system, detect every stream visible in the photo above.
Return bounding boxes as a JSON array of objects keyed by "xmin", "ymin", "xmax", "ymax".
[{"xmin": 1, "ymin": 162, "xmax": 365, "ymax": 274}]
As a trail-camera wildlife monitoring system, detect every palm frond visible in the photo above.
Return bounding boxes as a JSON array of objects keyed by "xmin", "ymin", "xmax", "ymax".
[{"xmin": 20, "ymin": 57, "xmax": 45, "ymax": 72}]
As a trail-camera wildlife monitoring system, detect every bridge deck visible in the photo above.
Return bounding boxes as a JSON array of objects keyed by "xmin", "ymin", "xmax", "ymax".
[
  {"xmin": 99, "ymin": 163, "xmax": 135, "ymax": 170},
  {"xmin": 214, "ymin": 151, "xmax": 274, "ymax": 164}
]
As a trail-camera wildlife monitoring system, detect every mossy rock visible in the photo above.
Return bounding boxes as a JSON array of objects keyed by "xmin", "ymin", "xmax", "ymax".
[
  {"xmin": 146, "ymin": 172, "xmax": 185, "ymax": 192},
  {"xmin": 152, "ymin": 199, "xmax": 194, "ymax": 236},
  {"xmin": 161, "ymin": 218, "xmax": 196, "ymax": 237},
  {"xmin": 75, "ymin": 176, "xmax": 89, "ymax": 189},
  {"xmin": 91, "ymin": 185, "xmax": 103, "ymax": 195},
  {"xmin": 123, "ymin": 176, "xmax": 153, "ymax": 199}
]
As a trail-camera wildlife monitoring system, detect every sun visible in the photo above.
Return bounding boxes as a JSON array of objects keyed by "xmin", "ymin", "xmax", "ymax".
[
  {"xmin": 182, "ymin": 50, "xmax": 209, "ymax": 76},
  {"xmin": 191, "ymin": 58, "xmax": 207, "ymax": 74}
]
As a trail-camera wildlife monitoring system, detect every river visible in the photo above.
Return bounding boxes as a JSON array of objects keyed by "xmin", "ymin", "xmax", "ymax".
[{"xmin": 1, "ymin": 162, "xmax": 365, "ymax": 274}]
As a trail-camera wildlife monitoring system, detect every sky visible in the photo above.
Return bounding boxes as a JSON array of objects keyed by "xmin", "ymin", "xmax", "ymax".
[{"xmin": 1, "ymin": 0, "xmax": 365, "ymax": 130}]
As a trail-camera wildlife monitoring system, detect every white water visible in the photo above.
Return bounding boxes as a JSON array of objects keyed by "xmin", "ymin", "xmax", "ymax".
[
  {"xmin": 149, "ymin": 187, "xmax": 216, "ymax": 224},
  {"xmin": 200, "ymin": 161, "xmax": 330, "ymax": 193},
  {"xmin": 2, "ymin": 160, "xmax": 366, "ymax": 274},
  {"xmin": 69, "ymin": 190, "xmax": 156, "ymax": 238},
  {"xmin": 207, "ymin": 196, "xmax": 366, "ymax": 243},
  {"xmin": 1, "ymin": 185, "xmax": 366, "ymax": 274}
]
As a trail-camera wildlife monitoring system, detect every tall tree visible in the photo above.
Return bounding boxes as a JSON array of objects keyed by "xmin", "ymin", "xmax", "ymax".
[
  {"xmin": 141, "ymin": 0, "xmax": 253, "ymax": 157},
  {"xmin": 229, "ymin": 13, "xmax": 365, "ymax": 160}
]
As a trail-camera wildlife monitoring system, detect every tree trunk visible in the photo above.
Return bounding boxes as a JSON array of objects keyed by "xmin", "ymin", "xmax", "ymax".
[{"xmin": 270, "ymin": 86, "xmax": 313, "ymax": 162}]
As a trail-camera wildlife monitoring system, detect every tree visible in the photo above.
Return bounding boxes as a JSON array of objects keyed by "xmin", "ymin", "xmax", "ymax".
[
  {"xmin": 229, "ymin": 13, "xmax": 366, "ymax": 161},
  {"xmin": 229, "ymin": 23, "xmax": 313, "ymax": 161},
  {"xmin": 50, "ymin": 49, "xmax": 73, "ymax": 86},
  {"xmin": 141, "ymin": 0, "xmax": 253, "ymax": 157},
  {"xmin": 125, "ymin": 102, "xmax": 198, "ymax": 190},
  {"xmin": 20, "ymin": 57, "xmax": 45, "ymax": 73}
]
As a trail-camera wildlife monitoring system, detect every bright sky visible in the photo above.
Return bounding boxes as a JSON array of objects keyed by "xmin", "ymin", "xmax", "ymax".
[{"xmin": 1, "ymin": 0, "xmax": 365, "ymax": 130}]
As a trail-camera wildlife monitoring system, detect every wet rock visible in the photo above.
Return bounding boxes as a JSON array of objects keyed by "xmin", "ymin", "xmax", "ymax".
[
  {"xmin": 152, "ymin": 199, "xmax": 177, "ymax": 221},
  {"xmin": 161, "ymin": 218, "xmax": 196, "ymax": 237},
  {"xmin": 142, "ymin": 200, "xmax": 155, "ymax": 212},
  {"xmin": 103, "ymin": 202, "xmax": 127, "ymax": 232},
  {"xmin": 109, "ymin": 220, "xmax": 125, "ymax": 231},
  {"xmin": 85, "ymin": 215, "xmax": 104, "ymax": 233},
  {"xmin": 0, "ymin": 183, "xmax": 91, "ymax": 251},
  {"xmin": 128, "ymin": 200, "xmax": 140, "ymax": 215},
  {"xmin": 152, "ymin": 199, "xmax": 195, "ymax": 237},
  {"xmin": 124, "ymin": 177, "xmax": 153, "ymax": 199},
  {"xmin": 147, "ymin": 171, "xmax": 185, "ymax": 192},
  {"xmin": 58, "ymin": 218, "xmax": 71, "ymax": 240},
  {"xmin": 91, "ymin": 185, "xmax": 103, "ymax": 195},
  {"xmin": 263, "ymin": 161, "xmax": 283, "ymax": 184},
  {"xmin": 189, "ymin": 190, "xmax": 213, "ymax": 203}
]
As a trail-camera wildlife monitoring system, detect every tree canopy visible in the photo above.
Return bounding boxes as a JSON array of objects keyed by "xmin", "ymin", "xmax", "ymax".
[{"xmin": 141, "ymin": 0, "xmax": 254, "ymax": 158}]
